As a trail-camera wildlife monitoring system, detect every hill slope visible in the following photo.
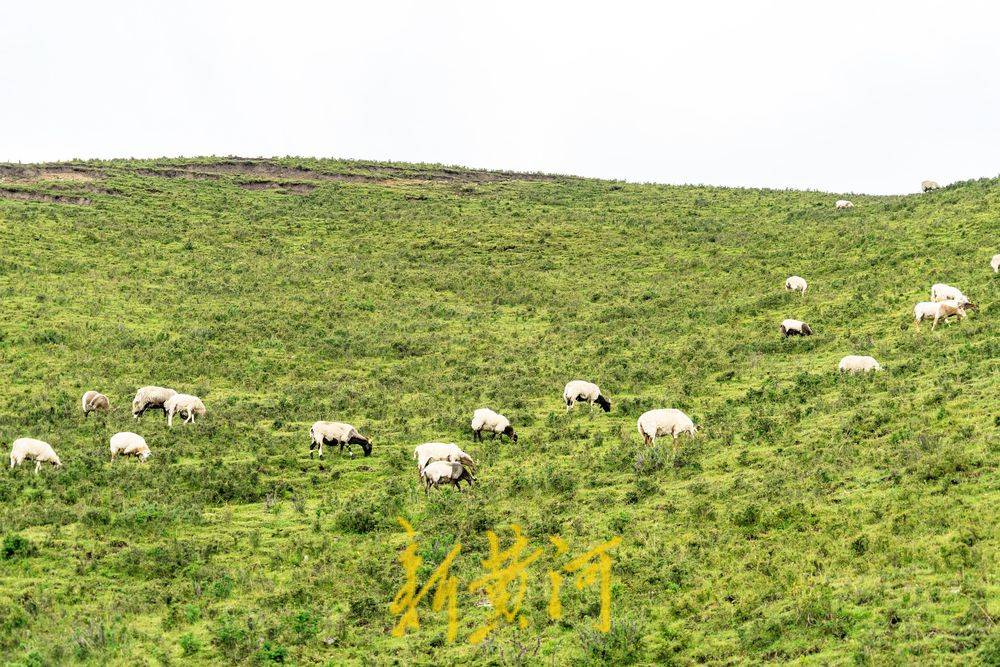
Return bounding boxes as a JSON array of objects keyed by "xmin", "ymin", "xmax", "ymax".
[{"xmin": 0, "ymin": 159, "xmax": 997, "ymax": 665}]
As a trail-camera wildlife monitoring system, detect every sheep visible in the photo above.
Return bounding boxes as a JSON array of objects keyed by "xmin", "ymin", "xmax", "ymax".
[
  {"xmin": 780, "ymin": 319, "xmax": 813, "ymax": 337},
  {"xmin": 838, "ymin": 355, "xmax": 882, "ymax": 373},
  {"xmin": 637, "ymin": 409, "xmax": 697, "ymax": 456},
  {"xmin": 991, "ymin": 254, "xmax": 1000, "ymax": 273},
  {"xmin": 563, "ymin": 380, "xmax": 611, "ymax": 412},
  {"xmin": 110, "ymin": 432, "xmax": 151, "ymax": 462},
  {"xmin": 309, "ymin": 421, "xmax": 372, "ymax": 458},
  {"xmin": 81, "ymin": 390, "xmax": 110, "ymax": 417},
  {"xmin": 784, "ymin": 276, "xmax": 807, "ymax": 296},
  {"xmin": 421, "ymin": 460, "xmax": 474, "ymax": 493},
  {"xmin": 471, "ymin": 408, "xmax": 518, "ymax": 443},
  {"xmin": 413, "ymin": 442, "xmax": 475, "ymax": 474},
  {"xmin": 9, "ymin": 438, "xmax": 62, "ymax": 473},
  {"xmin": 930, "ymin": 283, "xmax": 966, "ymax": 303},
  {"xmin": 163, "ymin": 393, "xmax": 206, "ymax": 427},
  {"xmin": 914, "ymin": 300, "xmax": 975, "ymax": 330},
  {"xmin": 921, "ymin": 180, "xmax": 940, "ymax": 192},
  {"xmin": 835, "ymin": 200, "xmax": 854, "ymax": 209},
  {"xmin": 131, "ymin": 386, "xmax": 177, "ymax": 419}
]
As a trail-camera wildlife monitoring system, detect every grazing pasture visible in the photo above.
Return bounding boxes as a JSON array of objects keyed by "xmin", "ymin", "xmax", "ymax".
[{"xmin": 0, "ymin": 158, "xmax": 997, "ymax": 664}]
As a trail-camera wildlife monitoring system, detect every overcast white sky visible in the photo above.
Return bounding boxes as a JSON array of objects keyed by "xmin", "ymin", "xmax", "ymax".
[{"xmin": 2, "ymin": 1, "xmax": 999, "ymax": 193}]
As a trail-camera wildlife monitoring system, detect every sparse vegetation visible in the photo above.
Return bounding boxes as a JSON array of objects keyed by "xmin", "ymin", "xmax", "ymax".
[{"xmin": 0, "ymin": 158, "xmax": 996, "ymax": 663}]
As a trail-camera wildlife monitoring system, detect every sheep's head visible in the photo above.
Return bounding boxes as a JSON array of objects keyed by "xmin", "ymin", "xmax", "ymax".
[
  {"xmin": 961, "ymin": 301, "xmax": 977, "ymax": 311},
  {"xmin": 131, "ymin": 399, "xmax": 142, "ymax": 416},
  {"xmin": 50, "ymin": 455, "xmax": 63, "ymax": 468},
  {"xmin": 503, "ymin": 425, "xmax": 518, "ymax": 443},
  {"xmin": 360, "ymin": 440, "xmax": 372, "ymax": 457},
  {"xmin": 596, "ymin": 395, "xmax": 611, "ymax": 412}
]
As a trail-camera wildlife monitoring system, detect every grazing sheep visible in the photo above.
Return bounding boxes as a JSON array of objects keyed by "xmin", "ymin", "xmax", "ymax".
[
  {"xmin": 921, "ymin": 180, "xmax": 940, "ymax": 192},
  {"xmin": 930, "ymin": 283, "xmax": 966, "ymax": 303},
  {"xmin": 835, "ymin": 200, "xmax": 854, "ymax": 209},
  {"xmin": 471, "ymin": 408, "xmax": 518, "ymax": 443},
  {"xmin": 131, "ymin": 386, "xmax": 177, "ymax": 419},
  {"xmin": 309, "ymin": 421, "xmax": 372, "ymax": 458},
  {"xmin": 637, "ymin": 409, "xmax": 697, "ymax": 455},
  {"xmin": 563, "ymin": 380, "xmax": 611, "ymax": 412},
  {"xmin": 914, "ymin": 300, "xmax": 975, "ymax": 330},
  {"xmin": 110, "ymin": 432, "xmax": 151, "ymax": 462},
  {"xmin": 421, "ymin": 460, "xmax": 474, "ymax": 493},
  {"xmin": 785, "ymin": 276, "xmax": 808, "ymax": 296},
  {"xmin": 163, "ymin": 393, "xmax": 206, "ymax": 427},
  {"xmin": 780, "ymin": 319, "xmax": 813, "ymax": 337},
  {"xmin": 991, "ymin": 254, "xmax": 1000, "ymax": 273},
  {"xmin": 81, "ymin": 390, "xmax": 110, "ymax": 417},
  {"xmin": 9, "ymin": 438, "xmax": 62, "ymax": 473},
  {"xmin": 413, "ymin": 442, "xmax": 475, "ymax": 473},
  {"xmin": 838, "ymin": 355, "xmax": 882, "ymax": 373}
]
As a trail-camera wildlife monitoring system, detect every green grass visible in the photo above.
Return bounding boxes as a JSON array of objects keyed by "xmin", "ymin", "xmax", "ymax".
[{"xmin": 0, "ymin": 158, "xmax": 997, "ymax": 665}]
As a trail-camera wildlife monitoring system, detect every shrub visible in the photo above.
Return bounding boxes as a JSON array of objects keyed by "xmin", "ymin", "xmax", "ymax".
[{"xmin": 2, "ymin": 534, "xmax": 37, "ymax": 560}]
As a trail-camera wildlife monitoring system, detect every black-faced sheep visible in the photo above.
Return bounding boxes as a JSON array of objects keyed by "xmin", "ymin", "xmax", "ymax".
[
  {"xmin": 930, "ymin": 283, "xmax": 966, "ymax": 303},
  {"xmin": 921, "ymin": 180, "xmax": 940, "ymax": 192},
  {"xmin": 914, "ymin": 300, "xmax": 975, "ymax": 330},
  {"xmin": 413, "ymin": 442, "xmax": 475, "ymax": 473},
  {"xmin": 785, "ymin": 276, "xmax": 807, "ymax": 296},
  {"xmin": 132, "ymin": 386, "xmax": 177, "ymax": 420},
  {"xmin": 421, "ymin": 460, "xmax": 474, "ymax": 493},
  {"xmin": 780, "ymin": 319, "xmax": 813, "ymax": 337},
  {"xmin": 563, "ymin": 380, "xmax": 611, "ymax": 412},
  {"xmin": 637, "ymin": 408, "xmax": 697, "ymax": 455},
  {"xmin": 471, "ymin": 408, "xmax": 517, "ymax": 443},
  {"xmin": 309, "ymin": 421, "xmax": 372, "ymax": 458}
]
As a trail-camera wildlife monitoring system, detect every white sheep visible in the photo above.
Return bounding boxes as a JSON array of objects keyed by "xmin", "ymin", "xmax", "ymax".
[
  {"xmin": 81, "ymin": 390, "xmax": 110, "ymax": 417},
  {"xmin": 470, "ymin": 408, "xmax": 518, "ymax": 443},
  {"xmin": 780, "ymin": 319, "xmax": 813, "ymax": 337},
  {"xmin": 785, "ymin": 276, "xmax": 808, "ymax": 296},
  {"xmin": 9, "ymin": 438, "xmax": 62, "ymax": 473},
  {"xmin": 914, "ymin": 300, "xmax": 974, "ymax": 330},
  {"xmin": 110, "ymin": 432, "xmax": 151, "ymax": 462},
  {"xmin": 991, "ymin": 254, "xmax": 1000, "ymax": 273},
  {"xmin": 163, "ymin": 393, "xmax": 206, "ymax": 427},
  {"xmin": 309, "ymin": 421, "xmax": 372, "ymax": 458},
  {"xmin": 421, "ymin": 460, "xmax": 474, "ymax": 493},
  {"xmin": 131, "ymin": 386, "xmax": 177, "ymax": 419},
  {"xmin": 921, "ymin": 180, "xmax": 940, "ymax": 192},
  {"xmin": 637, "ymin": 409, "xmax": 697, "ymax": 455},
  {"xmin": 930, "ymin": 283, "xmax": 966, "ymax": 303},
  {"xmin": 413, "ymin": 442, "xmax": 475, "ymax": 473},
  {"xmin": 563, "ymin": 380, "xmax": 611, "ymax": 412},
  {"xmin": 838, "ymin": 355, "xmax": 882, "ymax": 373},
  {"xmin": 835, "ymin": 200, "xmax": 854, "ymax": 209}
]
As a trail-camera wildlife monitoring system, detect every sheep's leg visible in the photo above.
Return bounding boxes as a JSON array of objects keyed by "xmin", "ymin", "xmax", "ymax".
[
  {"xmin": 932, "ymin": 315, "xmax": 939, "ymax": 331},
  {"xmin": 565, "ymin": 399, "xmax": 573, "ymax": 412},
  {"xmin": 167, "ymin": 410, "xmax": 173, "ymax": 427},
  {"xmin": 35, "ymin": 460, "xmax": 41, "ymax": 474}
]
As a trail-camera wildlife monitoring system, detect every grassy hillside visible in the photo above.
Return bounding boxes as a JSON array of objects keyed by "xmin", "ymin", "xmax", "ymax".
[{"xmin": 0, "ymin": 158, "xmax": 997, "ymax": 665}]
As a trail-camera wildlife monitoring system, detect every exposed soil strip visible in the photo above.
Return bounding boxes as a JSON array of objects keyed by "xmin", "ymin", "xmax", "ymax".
[
  {"xmin": 0, "ymin": 164, "xmax": 103, "ymax": 183},
  {"xmin": 238, "ymin": 181, "xmax": 317, "ymax": 193},
  {"xmin": 0, "ymin": 188, "xmax": 92, "ymax": 205}
]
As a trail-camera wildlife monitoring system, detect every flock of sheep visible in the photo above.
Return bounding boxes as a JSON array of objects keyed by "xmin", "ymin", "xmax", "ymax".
[{"xmin": 8, "ymin": 187, "xmax": 998, "ymax": 491}]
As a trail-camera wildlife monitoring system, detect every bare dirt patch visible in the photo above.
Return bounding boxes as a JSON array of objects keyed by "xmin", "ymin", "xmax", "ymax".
[
  {"xmin": 0, "ymin": 188, "xmax": 92, "ymax": 205},
  {"xmin": 0, "ymin": 164, "xmax": 102, "ymax": 183},
  {"xmin": 237, "ymin": 181, "xmax": 317, "ymax": 194}
]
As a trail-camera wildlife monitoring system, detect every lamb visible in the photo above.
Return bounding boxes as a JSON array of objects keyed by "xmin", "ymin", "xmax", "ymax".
[
  {"xmin": 9, "ymin": 438, "xmax": 62, "ymax": 473},
  {"xmin": 780, "ymin": 319, "xmax": 813, "ymax": 337},
  {"xmin": 470, "ymin": 408, "xmax": 518, "ymax": 443},
  {"xmin": 163, "ymin": 393, "xmax": 206, "ymax": 427},
  {"xmin": 921, "ymin": 180, "xmax": 940, "ymax": 192},
  {"xmin": 563, "ymin": 380, "xmax": 611, "ymax": 412},
  {"xmin": 637, "ymin": 409, "xmax": 697, "ymax": 455},
  {"xmin": 131, "ymin": 386, "xmax": 177, "ymax": 419},
  {"xmin": 930, "ymin": 283, "xmax": 966, "ymax": 303},
  {"xmin": 309, "ymin": 421, "xmax": 372, "ymax": 458},
  {"xmin": 81, "ymin": 390, "xmax": 110, "ymax": 417},
  {"xmin": 914, "ymin": 300, "xmax": 975, "ymax": 330},
  {"xmin": 420, "ymin": 460, "xmax": 474, "ymax": 493},
  {"xmin": 835, "ymin": 200, "xmax": 854, "ymax": 209},
  {"xmin": 413, "ymin": 442, "xmax": 475, "ymax": 473},
  {"xmin": 991, "ymin": 254, "xmax": 1000, "ymax": 273},
  {"xmin": 784, "ymin": 276, "xmax": 807, "ymax": 296},
  {"xmin": 110, "ymin": 432, "xmax": 151, "ymax": 462},
  {"xmin": 838, "ymin": 355, "xmax": 882, "ymax": 373}
]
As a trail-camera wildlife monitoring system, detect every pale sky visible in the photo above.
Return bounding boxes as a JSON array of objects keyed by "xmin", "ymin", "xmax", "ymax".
[{"xmin": 2, "ymin": 1, "xmax": 999, "ymax": 194}]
